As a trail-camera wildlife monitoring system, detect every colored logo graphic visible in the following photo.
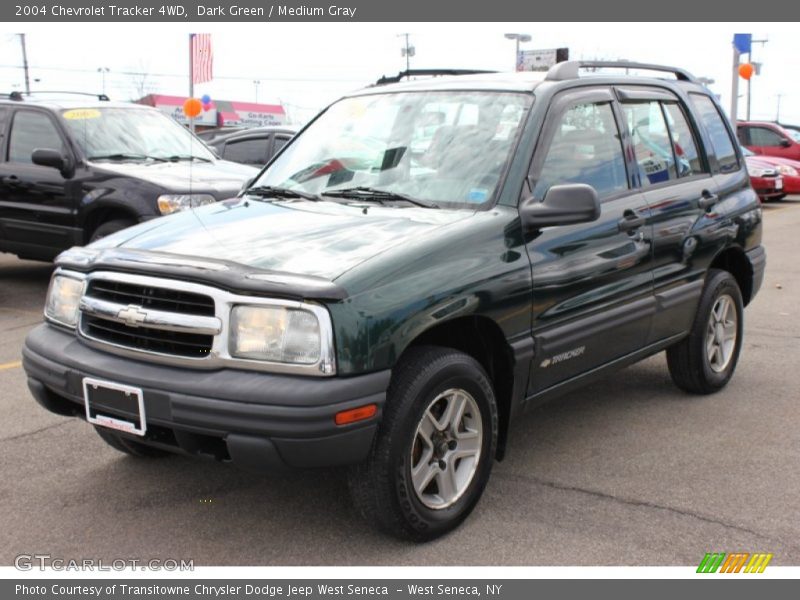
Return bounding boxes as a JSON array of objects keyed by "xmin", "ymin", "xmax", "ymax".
[{"xmin": 697, "ymin": 552, "xmax": 773, "ymax": 573}]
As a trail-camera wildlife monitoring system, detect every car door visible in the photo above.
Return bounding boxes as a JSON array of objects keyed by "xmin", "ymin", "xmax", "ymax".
[
  {"xmin": 616, "ymin": 89, "xmax": 712, "ymax": 344},
  {"xmin": 0, "ymin": 108, "xmax": 78, "ymax": 257},
  {"xmin": 525, "ymin": 88, "xmax": 655, "ymax": 396}
]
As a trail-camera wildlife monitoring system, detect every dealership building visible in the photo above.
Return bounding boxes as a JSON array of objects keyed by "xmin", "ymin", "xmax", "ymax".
[{"xmin": 136, "ymin": 94, "xmax": 287, "ymax": 130}]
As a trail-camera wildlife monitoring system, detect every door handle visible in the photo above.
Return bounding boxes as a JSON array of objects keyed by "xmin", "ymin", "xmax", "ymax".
[
  {"xmin": 1, "ymin": 175, "xmax": 21, "ymax": 187},
  {"xmin": 698, "ymin": 190, "xmax": 719, "ymax": 210},
  {"xmin": 618, "ymin": 211, "xmax": 646, "ymax": 232}
]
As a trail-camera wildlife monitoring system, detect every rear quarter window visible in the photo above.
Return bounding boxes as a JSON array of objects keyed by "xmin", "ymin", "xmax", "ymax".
[{"xmin": 689, "ymin": 94, "xmax": 739, "ymax": 174}]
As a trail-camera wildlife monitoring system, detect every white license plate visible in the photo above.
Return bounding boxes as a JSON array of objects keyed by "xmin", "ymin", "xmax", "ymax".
[
  {"xmin": 83, "ymin": 377, "xmax": 146, "ymax": 436},
  {"xmin": 775, "ymin": 179, "xmax": 783, "ymax": 190}
]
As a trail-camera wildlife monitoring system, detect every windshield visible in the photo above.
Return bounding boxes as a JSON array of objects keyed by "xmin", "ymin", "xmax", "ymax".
[
  {"xmin": 786, "ymin": 128, "xmax": 800, "ymax": 143},
  {"xmin": 62, "ymin": 107, "xmax": 214, "ymax": 161},
  {"xmin": 740, "ymin": 145, "xmax": 754, "ymax": 156},
  {"xmin": 252, "ymin": 91, "xmax": 532, "ymax": 208}
]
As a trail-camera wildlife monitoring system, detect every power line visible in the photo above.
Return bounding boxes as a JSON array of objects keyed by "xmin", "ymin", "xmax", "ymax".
[{"xmin": 0, "ymin": 63, "xmax": 367, "ymax": 84}]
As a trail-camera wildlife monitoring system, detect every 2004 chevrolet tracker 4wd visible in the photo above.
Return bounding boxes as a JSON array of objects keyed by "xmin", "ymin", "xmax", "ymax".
[{"xmin": 24, "ymin": 62, "xmax": 766, "ymax": 541}]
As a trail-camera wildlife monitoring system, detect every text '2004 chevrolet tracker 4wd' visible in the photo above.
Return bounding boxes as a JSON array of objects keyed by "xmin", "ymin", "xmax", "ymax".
[{"xmin": 24, "ymin": 62, "xmax": 766, "ymax": 541}]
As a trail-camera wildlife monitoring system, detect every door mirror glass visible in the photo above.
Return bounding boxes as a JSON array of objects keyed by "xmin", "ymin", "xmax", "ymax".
[{"xmin": 520, "ymin": 183, "xmax": 601, "ymax": 230}]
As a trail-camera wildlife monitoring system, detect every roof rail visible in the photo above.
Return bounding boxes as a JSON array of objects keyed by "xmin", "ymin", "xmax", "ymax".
[
  {"xmin": 5, "ymin": 91, "xmax": 111, "ymax": 101},
  {"xmin": 374, "ymin": 69, "xmax": 498, "ymax": 86},
  {"xmin": 545, "ymin": 61, "xmax": 697, "ymax": 83},
  {"xmin": 0, "ymin": 91, "xmax": 25, "ymax": 101}
]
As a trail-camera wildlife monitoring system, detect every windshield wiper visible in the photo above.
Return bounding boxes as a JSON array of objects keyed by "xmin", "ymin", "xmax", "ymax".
[
  {"xmin": 88, "ymin": 153, "xmax": 168, "ymax": 162},
  {"xmin": 246, "ymin": 185, "xmax": 322, "ymax": 202},
  {"xmin": 322, "ymin": 186, "xmax": 439, "ymax": 209},
  {"xmin": 166, "ymin": 155, "xmax": 212, "ymax": 163}
]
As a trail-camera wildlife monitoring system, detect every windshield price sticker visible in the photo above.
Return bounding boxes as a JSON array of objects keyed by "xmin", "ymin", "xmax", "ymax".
[{"xmin": 62, "ymin": 109, "xmax": 101, "ymax": 120}]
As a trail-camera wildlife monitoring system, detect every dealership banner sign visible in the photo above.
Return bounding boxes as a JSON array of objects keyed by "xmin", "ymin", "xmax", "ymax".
[
  {"xmin": 5, "ymin": 0, "xmax": 800, "ymax": 21},
  {"xmin": 5, "ymin": 579, "xmax": 796, "ymax": 600}
]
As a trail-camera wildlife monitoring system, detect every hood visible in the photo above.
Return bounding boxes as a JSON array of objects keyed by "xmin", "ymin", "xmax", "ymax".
[
  {"xmin": 744, "ymin": 156, "xmax": 780, "ymax": 171},
  {"xmin": 91, "ymin": 197, "xmax": 471, "ymax": 281},
  {"xmin": 92, "ymin": 158, "xmax": 259, "ymax": 197}
]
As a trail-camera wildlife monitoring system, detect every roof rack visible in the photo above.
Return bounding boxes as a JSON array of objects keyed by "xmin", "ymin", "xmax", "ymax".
[
  {"xmin": 374, "ymin": 69, "xmax": 498, "ymax": 86},
  {"xmin": 545, "ymin": 61, "xmax": 697, "ymax": 83},
  {"xmin": 2, "ymin": 91, "xmax": 111, "ymax": 101}
]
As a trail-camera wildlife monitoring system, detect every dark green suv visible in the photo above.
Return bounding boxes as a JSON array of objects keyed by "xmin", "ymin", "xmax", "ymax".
[{"xmin": 22, "ymin": 62, "xmax": 766, "ymax": 541}]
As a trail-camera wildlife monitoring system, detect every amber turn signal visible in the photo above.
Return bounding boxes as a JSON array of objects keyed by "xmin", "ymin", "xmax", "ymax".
[{"xmin": 335, "ymin": 404, "xmax": 378, "ymax": 425}]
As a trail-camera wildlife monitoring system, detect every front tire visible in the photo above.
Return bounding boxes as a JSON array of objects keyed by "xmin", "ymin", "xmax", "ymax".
[
  {"xmin": 90, "ymin": 219, "xmax": 135, "ymax": 243},
  {"xmin": 667, "ymin": 269, "xmax": 744, "ymax": 394},
  {"xmin": 348, "ymin": 346, "xmax": 498, "ymax": 541}
]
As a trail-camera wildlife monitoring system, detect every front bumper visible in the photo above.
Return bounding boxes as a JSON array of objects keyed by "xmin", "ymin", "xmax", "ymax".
[{"xmin": 22, "ymin": 324, "xmax": 390, "ymax": 470}]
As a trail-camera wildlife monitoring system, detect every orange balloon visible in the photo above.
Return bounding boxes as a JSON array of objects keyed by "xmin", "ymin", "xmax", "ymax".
[
  {"xmin": 183, "ymin": 97, "xmax": 203, "ymax": 118},
  {"xmin": 739, "ymin": 63, "xmax": 754, "ymax": 80}
]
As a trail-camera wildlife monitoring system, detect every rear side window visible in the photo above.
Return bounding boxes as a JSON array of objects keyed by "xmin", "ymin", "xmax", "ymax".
[
  {"xmin": 534, "ymin": 101, "xmax": 628, "ymax": 199},
  {"xmin": 622, "ymin": 101, "xmax": 677, "ymax": 186},
  {"xmin": 272, "ymin": 135, "xmax": 291, "ymax": 155},
  {"xmin": 662, "ymin": 103, "xmax": 705, "ymax": 177},
  {"xmin": 8, "ymin": 111, "xmax": 65, "ymax": 164},
  {"xmin": 689, "ymin": 94, "xmax": 739, "ymax": 174},
  {"xmin": 223, "ymin": 137, "xmax": 268, "ymax": 166}
]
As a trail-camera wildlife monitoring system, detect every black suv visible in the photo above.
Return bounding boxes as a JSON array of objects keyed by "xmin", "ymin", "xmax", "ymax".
[
  {"xmin": 23, "ymin": 63, "xmax": 765, "ymax": 541},
  {"xmin": 0, "ymin": 94, "xmax": 258, "ymax": 261},
  {"xmin": 207, "ymin": 125, "xmax": 298, "ymax": 167}
]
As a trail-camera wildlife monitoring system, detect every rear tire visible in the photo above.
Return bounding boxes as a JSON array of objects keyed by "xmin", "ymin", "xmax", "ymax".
[
  {"xmin": 667, "ymin": 269, "xmax": 744, "ymax": 394},
  {"xmin": 94, "ymin": 426, "xmax": 171, "ymax": 458},
  {"xmin": 90, "ymin": 219, "xmax": 135, "ymax": 243},
  {"xmin": 348, "ymin": 346, "xmax": 497, "ymax": 541}
]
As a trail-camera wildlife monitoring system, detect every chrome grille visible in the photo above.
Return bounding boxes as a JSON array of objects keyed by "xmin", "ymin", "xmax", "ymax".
[{"xmin": 79, "ymin": 277, "xmax": 219, "ymax": 359}]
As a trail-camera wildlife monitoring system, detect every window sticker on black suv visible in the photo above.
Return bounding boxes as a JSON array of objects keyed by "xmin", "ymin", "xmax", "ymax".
[
  {"xmin": 534, "ymin": 101, "xmax": 628, "ymax": 199},
  {"xmin": 689, "ymin": 94, "xmax": 739, "ymax": 174}
]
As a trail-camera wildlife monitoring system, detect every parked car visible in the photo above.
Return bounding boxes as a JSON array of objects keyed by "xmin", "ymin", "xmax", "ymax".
[
  {"xmin": 208, "ymin": 126, "xmax": 298, "ymax": 167},
  {"xmin": 0, "ymin": 94, "xmax": 259, "ymax": 261},
  {"xmin": 742, "ymin": 147, "xmax": 786, "ymax": 201},
  {"xmin": 23, "ymin": 62, "xmax": 765, "ymax": 541},
  {"xmin": 737, "ymin": 120, "xmax": 800, "ymax": 162},
  {"xmin": 741, "ymin": 146, "xmax": 799, "ymax": 196}
]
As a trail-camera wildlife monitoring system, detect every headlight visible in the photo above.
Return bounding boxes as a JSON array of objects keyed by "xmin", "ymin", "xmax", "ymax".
[
  {"xmin": 230, "ymin": 305, "xmax": 327, "ymax": 367},
  {"xmin": 747, "ymin": 167, "xmax": 771, "ymax": 177},
  {"xmin": 44, "ymin": 274, "xmax": 85, "ymax": 328},
  {"xmin": 777, "ymin": 165, "xmax": 798, "ymax": 176},
  {"xmin": 157, "ymin": 194, "xmax": 216, "ymax": 215}
]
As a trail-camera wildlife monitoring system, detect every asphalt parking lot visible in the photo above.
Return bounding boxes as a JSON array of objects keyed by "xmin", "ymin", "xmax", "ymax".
[{"xmin": 2, "ymin": 198, "xmax": 800, "ymax": 566}]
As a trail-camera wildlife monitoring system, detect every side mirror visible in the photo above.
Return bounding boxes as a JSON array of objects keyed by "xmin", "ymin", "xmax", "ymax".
[
  {"xmin": 32, "ymin": 148, "xmax": 73, "ymax": 178},
  {"xmin": 520, "ymin": 183, "xmax": 601, "ymax": 230},
  {"xmin": 780, "ymin": 138, "xmax": 792, "ymax": 148}
]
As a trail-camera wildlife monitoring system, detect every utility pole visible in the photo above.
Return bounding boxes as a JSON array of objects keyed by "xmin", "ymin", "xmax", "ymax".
[
  {"xmin": 253, "ymin": 80, "xmax": 261, "ymax": 103},
  {"xmin": 97, "ymin": 67, "xmax": 110, "ymax": 95},
  {"xmin": 776, "ymin": 94, "xmax": 783, "ymax": 122},
  {"xmin": 399, "ymin": 33, "xmax": 415, "ymax": 72},
  {"xmin": 730, "ymin": 45, "xmax": 740, "ymax": 124},
  {"xmin": 19, "ymin": 34, "xmax": 30, "ymax": 95},
  {"xmin": 747, "ymin": 38, "xmax": 768, "ymax": 121}
]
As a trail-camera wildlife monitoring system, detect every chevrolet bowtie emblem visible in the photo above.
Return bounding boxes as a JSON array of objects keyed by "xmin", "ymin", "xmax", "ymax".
[{"xmin": 117, "ymin": 305, "xmax": 148, "ymax": 327}]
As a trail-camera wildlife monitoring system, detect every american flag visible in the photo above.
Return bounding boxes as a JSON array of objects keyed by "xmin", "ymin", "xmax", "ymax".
[{"xmin": 191, "ymin": 33, "xmax": 213, "ymax": 84}]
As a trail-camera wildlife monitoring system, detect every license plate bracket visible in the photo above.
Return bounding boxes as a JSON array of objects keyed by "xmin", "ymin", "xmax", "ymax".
[{"xmin": 83, "ymin": 377, "xmax": 146, "ymax": 437}]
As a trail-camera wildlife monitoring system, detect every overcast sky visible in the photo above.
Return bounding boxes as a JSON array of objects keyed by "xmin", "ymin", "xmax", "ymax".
[{"xmin": 1, "ymin": 22, "xmax": 798, "ymax": 125}]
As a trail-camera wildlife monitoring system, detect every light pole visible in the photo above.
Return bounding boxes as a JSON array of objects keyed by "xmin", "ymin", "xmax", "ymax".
[
  {"xmin": 747, "ymin": 39, "xmax": 768, "ymax": 121},
  {"xmin": 253, "ymin": 79, "xmax": 261, "ymax": 103},
  {"xmin": 504, "ymin": 33, "xmax": 531, "ymax": 71},
  {"xmin": 97, "ymin": 67, "xmax": 110, "ymax": 95},
  {"xmin": 776, "ymin": 94, "xmax": 783, "ymax": 122},
  {"xmin": 399, "ymin": 33, "xmax": 415, "ymax": 72}
]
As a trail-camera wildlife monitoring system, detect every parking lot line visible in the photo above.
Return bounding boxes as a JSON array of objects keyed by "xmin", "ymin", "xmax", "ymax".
[{"xmin": 0, "ymin": 360, "xmax": 21, "ymax": 371}]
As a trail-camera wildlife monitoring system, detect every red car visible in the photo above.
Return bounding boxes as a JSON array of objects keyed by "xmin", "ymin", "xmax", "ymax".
[
  {"xmin": 742, "ymin": 152, "xmax": 800, "ymax": 195},
  {"xmin": 743, "ymin": 150, "xmax": 785, "ymax": 201},
  {"xmin": 738, "ymin": 120, "xmax": 800, "ymax": 162}
]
